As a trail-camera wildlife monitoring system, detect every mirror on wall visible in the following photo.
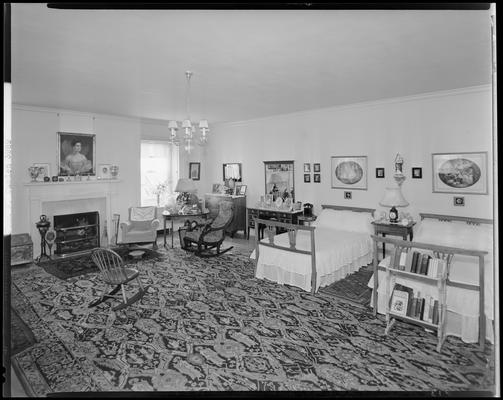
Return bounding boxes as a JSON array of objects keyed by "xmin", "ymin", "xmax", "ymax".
[
  {"xmin": 223, "ymin": 163, "xmax": 242, "ymax": 182},
  {"xmin": 264, "ymin": 160, "xmax": 295, "ymax": 202}
]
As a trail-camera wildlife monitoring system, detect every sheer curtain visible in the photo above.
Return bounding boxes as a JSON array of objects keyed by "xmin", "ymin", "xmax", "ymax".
[{"xmin": 140, "ymin": 140, "xmax": 179, "ymax": 207}]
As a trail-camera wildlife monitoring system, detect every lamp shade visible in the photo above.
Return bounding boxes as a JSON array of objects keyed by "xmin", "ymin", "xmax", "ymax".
[
  {"xmin": 199, "ymin": 120, "xmax": 209, "ymax": 129},
  {"xmin": 175, "ymin": 178, "xmax": 197, "ymax": 193},
  {"xmin": 168, "ymin": 120, "xmax": 179, "ymax": 129},
  {"xmin": 379, "ymin": 186, "xmax": 409, "ymax": 207}
]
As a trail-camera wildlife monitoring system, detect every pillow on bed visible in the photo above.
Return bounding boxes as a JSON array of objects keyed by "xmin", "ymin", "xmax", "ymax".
[
  {"xmin": 414, "ymin": 219, "xmax": 493, "ymax": 252},
  {"xmin": 313, "ymin": 209, "xmax": 373, "ymax": 234}
]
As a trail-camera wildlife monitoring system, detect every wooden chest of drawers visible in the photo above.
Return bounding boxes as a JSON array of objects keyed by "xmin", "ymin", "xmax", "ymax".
[{"xmin": 11, "ymin": 233, "xmax": 33, "ymax": 266}]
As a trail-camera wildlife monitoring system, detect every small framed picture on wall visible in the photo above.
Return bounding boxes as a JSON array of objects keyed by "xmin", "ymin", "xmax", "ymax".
[
  {"xmin": 304, "ymin": 163, "xmax": 311, "ymax": 173},
  {"xmin": 313, "ymin": 163, "xmax": 321, "ymax": 172},
  {"xmin": 344, "ymin": 191, "xmax": 352, "ymax": 199},
  {"xmin": 189, "ymin": 162, "xmax": 201, "ymax": 180},
  {"xmin": 314, "ymin": 174, "xmax": 321, "ymax": 183},
  {"xmin": 412, "ymin": 167, "xmax": 422, "ymax": 179},
  {"xmin": 375, "ymin": 167, "xmax": 385, "ymax": 178},
  {"xmin": 304, "ymin": 174, "xmax": 311, "ymax": 183}
]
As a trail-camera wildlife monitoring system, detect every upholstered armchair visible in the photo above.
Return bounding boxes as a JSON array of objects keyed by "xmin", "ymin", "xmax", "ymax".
[{"xmin": 120, "ymin": 206, "xmax": 160, "ymax": 249}]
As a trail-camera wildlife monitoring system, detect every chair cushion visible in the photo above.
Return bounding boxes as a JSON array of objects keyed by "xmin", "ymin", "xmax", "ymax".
[
  {"xmin": 130, "ymin": 220, "xmax": 154, "ymax": 231},
  {"xmin": 130, "ymin": 207, "xmax": 156, "ymax": 221}
]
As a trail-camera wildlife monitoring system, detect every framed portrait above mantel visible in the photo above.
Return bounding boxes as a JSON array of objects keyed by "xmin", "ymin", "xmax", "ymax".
[
  {"xmin": 331, "ymin": 156, "xmax": 368, "ymax": 190},
  {"xmin": 57, "ymin": 132, "xmax": 95, "ymax": 176},
  {"xmin": 432, "ymin": 152, "xmax": 488, "ymax": 194}
]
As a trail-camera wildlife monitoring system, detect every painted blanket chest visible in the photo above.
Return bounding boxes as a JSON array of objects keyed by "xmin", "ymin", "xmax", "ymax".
[{"xmin": 11, "ymin": 233, "xmax": 33, "ymax": 266}]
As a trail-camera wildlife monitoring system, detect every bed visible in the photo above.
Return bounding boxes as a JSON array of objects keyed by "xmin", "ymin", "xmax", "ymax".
[
  {"xmin": 250, "ymin": 205, "xmax": 375, "ymax": 293},
  {"xmin": 368, "ymin": 213, "xmax": 494, "ymax": 346}
]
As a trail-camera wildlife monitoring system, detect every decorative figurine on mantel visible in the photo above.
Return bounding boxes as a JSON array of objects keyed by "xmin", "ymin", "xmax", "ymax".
[{"xmin": 393, "ymin": 153, "xmax": 406, "ymax": 186}]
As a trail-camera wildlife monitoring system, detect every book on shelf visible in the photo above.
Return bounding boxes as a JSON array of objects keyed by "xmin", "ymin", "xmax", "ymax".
[
  {"xmin": 432, "ymin": 299, "xmax": 439, "ymax": 325},
  {"xmin": 399, "ymin": 251, "xmax": 407, "ymax": 271},
  {"xmin": 404, "ymin": 250, "xmax": 414, "ymax": 272},
  {"xmin": 419, "ymin": 254, "xmax": 432, "ymax": 275},
  {"xmin": 390, "ymin": 290, "xmax": 409, "ymax": 316},
  {"xmin": 410, "ymin": 251, "xmax": 419, "ymax": 273}
]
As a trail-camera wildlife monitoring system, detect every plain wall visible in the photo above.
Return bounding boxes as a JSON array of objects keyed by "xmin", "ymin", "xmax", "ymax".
[{"xmin": 203, "ymin": 86, "xmax": 494, "ymax": 220}]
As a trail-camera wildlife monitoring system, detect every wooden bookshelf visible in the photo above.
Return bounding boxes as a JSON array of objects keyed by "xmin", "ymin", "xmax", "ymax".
[{"xmin": 371, "ymin": 234, "xmax": 488, "ymax": 352}]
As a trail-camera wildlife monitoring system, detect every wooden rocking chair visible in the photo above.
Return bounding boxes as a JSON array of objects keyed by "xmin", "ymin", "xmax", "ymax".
[
  {"xmin": 89, "ymin": 247, "xmax": 149, "ymax": 311},
  {"xmin": 178, "ymin": 202, "xmax": 234, "ymax": 257}
]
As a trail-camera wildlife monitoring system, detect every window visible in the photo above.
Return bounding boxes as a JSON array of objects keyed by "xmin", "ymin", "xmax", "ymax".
[{"xmin": 140, "ymin": 140, "xmax": 179, "ymax": 206}]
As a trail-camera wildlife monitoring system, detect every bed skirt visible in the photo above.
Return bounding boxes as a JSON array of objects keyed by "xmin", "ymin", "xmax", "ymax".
[{"xmin": 255, "ymin": 251, "xmax": 372, "ymax": 293}]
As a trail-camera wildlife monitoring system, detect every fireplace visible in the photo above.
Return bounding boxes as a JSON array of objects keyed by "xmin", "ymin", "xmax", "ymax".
[{"xmin": 54, "ymin": 211, "xmax": 100, "ymax": 255}]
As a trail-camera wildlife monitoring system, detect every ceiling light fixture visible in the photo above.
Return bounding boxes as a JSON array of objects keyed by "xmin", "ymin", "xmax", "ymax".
[{"xmin": 168, "ymin": 71, "xmax": 209, "ymax": 153}]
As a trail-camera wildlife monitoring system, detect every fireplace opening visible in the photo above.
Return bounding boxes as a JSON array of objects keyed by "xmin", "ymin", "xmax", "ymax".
[{"xmin": 54, "ymin": 211, "xmax": 100, "ymax": 255}]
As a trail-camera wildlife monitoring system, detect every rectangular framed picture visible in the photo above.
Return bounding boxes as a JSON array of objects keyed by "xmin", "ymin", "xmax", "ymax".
[
  {"xmin": 390, "ymin": 290, "xmax": 409, "ymax": 316},
  {"xmin": 313, "ymin": 163, "xmax": 321, "ymax": 172},
  {"xmin": 344, "ymin": 191, "xmax": 352, "ymax": 199},
  {"xmin": 98, "ymin": 164, "xmax": 112, "ymax": 179},
  {"xmin": 432, "ymin": 152, "xmax": 487, "ymax": 194},
  {"xmin": 33, "ymin": 163, "xmax": 50, "ymax": 181},
  {"xmin": 412, "ymin": 167, "xmax": 422, "ymax": 179},
  {"xmin": 304, "ymin": 163, "xmax": 311, "ymax": 173},
  {"xmin": 331, "ymin": 156, "xmax": 368, "ymax": 190},
  {"xmin": 375, "ymin": 167, "xmax": 385, "ymax": 178},
  {"xmin": 189, "ymin": 162, "xmax": 201, "ymax": 181},
  {"xmin": 236, "ymin": 184, "xmax": 247, "ymax": 195},
  {"xmin": 314, "ymin": 173, "xmax": 321, "ymax": 183},
  {"xmin": 57, "ymin": 132, "xmax": 96, "ymax": 176},
  {"xmin": 304, "ymin": 174, "xmax": 311, "ymax": 183}
]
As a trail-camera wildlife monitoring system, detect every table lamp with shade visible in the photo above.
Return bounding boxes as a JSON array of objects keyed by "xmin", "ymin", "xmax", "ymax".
[
  {"xmin": 379, "ymin": 186, "xmax": 409, "ymax": 223},
  {"xmin": 175, "ymin": 178, "xmax": 198, "ymax": 208}
]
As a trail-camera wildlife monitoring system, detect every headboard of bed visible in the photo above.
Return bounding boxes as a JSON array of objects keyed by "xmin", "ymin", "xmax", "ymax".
[
  {"xmin": 419, "ymin": 213, "xmax": 493, "ymax": 226},
  {"xmin": 321, "ymin": 204, "xmax": 376, "ymax": 217}
]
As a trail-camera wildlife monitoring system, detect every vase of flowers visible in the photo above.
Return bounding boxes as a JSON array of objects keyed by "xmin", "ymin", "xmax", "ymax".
[{"xmin": 154, "ymin": 182, "xmax": 168, "ymax": 206}]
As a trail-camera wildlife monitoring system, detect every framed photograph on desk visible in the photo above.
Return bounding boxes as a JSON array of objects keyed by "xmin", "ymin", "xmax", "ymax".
[{"xmin": 236, "ymin": 184, "xmax": 247, "ymax": 195}]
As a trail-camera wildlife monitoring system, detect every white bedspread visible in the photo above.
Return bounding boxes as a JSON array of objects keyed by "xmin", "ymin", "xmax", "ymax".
[{"xmin": 250, "ymin": 227, "xmax": 373, "ymax": 292}]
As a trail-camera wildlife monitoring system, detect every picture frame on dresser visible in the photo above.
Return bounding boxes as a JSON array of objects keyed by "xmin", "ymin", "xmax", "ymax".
[
  {"xmin": 331, "ymin": 155, "xmax": 368, "ymax": 190},
  {"xmin": 236, "ymin": 184, "xmax": 247, "ymax": 195},
  {"xmin": 432, "ymin": 152, "xmax": 487, "ymax": 194},
  {"xmin": 57, "ymin": 132, "xmax": 96, "ymax": 176}
]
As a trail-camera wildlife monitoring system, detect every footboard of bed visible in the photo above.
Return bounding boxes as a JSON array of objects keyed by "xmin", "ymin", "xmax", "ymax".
[{"xmin": 253, "ymin": 217, "xmax": 317, "ymax": 293}]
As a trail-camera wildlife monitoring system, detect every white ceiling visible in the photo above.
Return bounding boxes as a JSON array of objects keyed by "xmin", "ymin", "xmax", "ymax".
[{"xmin": 11, "ymin": 4, "xmax": 493, "ymax": 124}]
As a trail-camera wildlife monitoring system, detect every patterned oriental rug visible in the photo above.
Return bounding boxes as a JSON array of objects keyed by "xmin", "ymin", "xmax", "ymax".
[
  {"xmin": 11, "ymin": 245, "xmax": 495, "ymax": 395},
  {"xmin": 319, "ymin": 264, "xmax": 373, "ymax": 308},
  {"xmin": 36, "ymin": 246, "xmax": 164, "ymax": 280}
]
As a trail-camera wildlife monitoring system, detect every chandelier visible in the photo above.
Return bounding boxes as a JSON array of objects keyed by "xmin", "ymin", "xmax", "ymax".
[{"xmin": 167, "ymin": 71, "xmax": 209, "ymax": 153}]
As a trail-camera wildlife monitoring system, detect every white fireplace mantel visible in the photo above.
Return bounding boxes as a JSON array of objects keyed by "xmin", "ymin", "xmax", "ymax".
[{"xmin": 25, "ymin": 180, "xmax": 121, "ymax": 257}]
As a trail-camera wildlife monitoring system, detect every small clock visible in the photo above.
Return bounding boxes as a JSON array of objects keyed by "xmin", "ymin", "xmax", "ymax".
[{"xmin": 389, "ymin": 206, "xmax": 398, "ymax": 223}]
